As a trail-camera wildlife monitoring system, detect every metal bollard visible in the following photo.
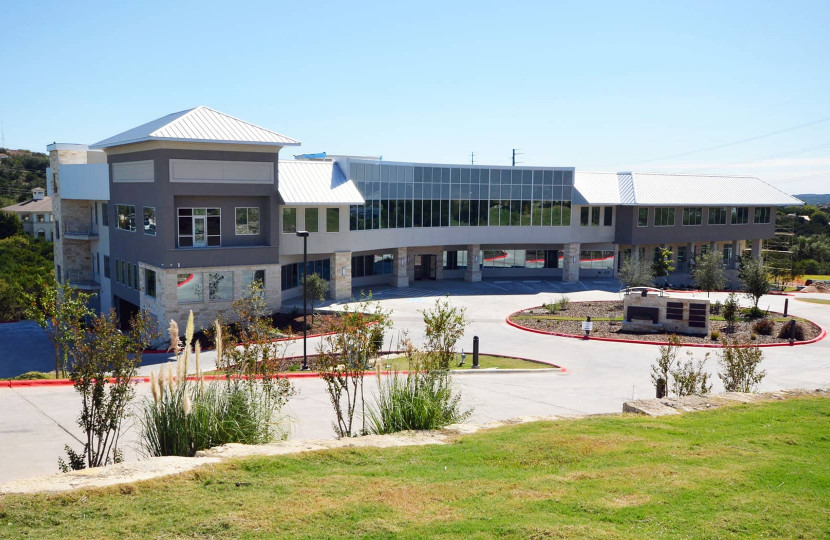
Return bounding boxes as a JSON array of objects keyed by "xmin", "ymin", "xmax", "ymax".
[
  {"xmin": 784, "ymin": 298, "xmax": 789, "ymax": 317},
  {"xmin": 472, "ymin": 336, "xmax": 480, "ymax": 369},
  {"xmin": 789, "ymin": 319, "xmax": 796, "ymax": 343}
]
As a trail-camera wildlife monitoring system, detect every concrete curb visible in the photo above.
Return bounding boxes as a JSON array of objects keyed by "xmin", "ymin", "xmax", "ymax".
[{"xmin": 506, "ymin": 305, "xmax": 827, "ymax": 349}]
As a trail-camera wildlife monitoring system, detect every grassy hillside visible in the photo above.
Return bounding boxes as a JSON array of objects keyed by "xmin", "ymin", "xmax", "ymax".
[
  {"xmin": 795, "ymin": 193, "xmax": 830, "ymax": 206},
  {"xmin": 1, "ymin": 397, "xmax": 828, "ymax": 538}
]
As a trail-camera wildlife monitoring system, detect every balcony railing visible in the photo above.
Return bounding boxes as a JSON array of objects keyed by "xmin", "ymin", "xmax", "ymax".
[
  {"xmin": 67, "ymin": 271, "xmax": 100, "ymax": 289},
  {"xmin": 63, "ymin": 224, "xmax": 99, "ymax": 239}
]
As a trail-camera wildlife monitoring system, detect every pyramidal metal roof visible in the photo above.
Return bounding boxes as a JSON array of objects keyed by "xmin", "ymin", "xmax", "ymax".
[
  {"xmin": 90, "ymin": 106, "xmax": 300, "ymax": 149},
  {"xmin": 278, "ymin": 161, "xmax": 365, "ymax": 205},
  {"xmin": 574, "ymin": 171, "xmax": 803, "ymax": 206}
]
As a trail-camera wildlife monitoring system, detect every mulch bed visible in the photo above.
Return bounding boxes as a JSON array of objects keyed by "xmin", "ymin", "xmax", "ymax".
[
  {"xmin": 511, "ymin": 301, "xmax": 822, "ymax": 345},
  {"xmin": 190, "ymin": 312, "xmax": 347, "ymax": 349}
]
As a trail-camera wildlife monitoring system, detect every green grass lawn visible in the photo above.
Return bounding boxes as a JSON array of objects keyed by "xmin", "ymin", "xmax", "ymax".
[
  {"xmin": 0, "ymin": 371, "xmax": 57, "ymax": 381},
  {"xmin": 796, "ymin": 298, "xmax": 830, "ymax": 305},
  {"xmin": 803, "ymin": 274, "xmax": 830, "ymax": 281},
  {"xmin": 381, "ymin": 353, "xmax": 554, "ymax": 371},
  {"xmin": 2, "ymin": 398, "xmax": 828, "ymax": 538}
]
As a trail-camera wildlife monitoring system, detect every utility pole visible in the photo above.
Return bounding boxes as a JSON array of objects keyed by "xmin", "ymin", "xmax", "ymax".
[{"xmin": 511, "ymin": 148, "xmax": 523, "ymax": 167}]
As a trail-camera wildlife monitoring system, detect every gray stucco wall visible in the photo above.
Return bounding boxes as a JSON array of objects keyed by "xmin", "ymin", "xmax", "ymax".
[{"xmin": 615, "ymin": 206, "xmax": 776, "ymax": 245}]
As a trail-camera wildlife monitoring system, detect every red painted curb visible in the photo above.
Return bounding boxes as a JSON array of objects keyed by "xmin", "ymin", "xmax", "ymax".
[
  {"xmin": 506, "ymin": 305, "xmax": 827, "ymax": 349},
  {"xmin": 663, "ymin": 289, "xmax": 796, "ymax": 297}
]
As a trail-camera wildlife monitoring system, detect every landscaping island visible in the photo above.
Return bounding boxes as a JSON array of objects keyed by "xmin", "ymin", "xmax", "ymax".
[{"xmin": 509, "ymin": 300, "xmax": 823, "ymax": 345}]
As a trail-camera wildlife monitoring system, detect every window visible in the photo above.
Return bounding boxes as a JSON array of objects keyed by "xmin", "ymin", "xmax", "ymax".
[
  {"xmin": 52, "ymin": 173, "xmax": 59, "ymax": 194},
  {"xmin": 102, "ymin": 203, "xmax": 109, "ymax": 227},
  {"xmin": 638, "ymin": 208, "xmax": 649, "ymax": 227},
  {"xmin": 305, "ymin": 208, "xmax": 319, "ymax": 233},
  {"xmin": 677, "ymin": 246, "xmax": 686, "ymax": 263},
  {"xmin": 115, "ymin": 258, "xmax": 121, "ymax": 283},
  {"xmin": 683, "ymin": 207, "xmax": 703, "ymax": 226},
  {"xmin": 143, "ymin": 207, "xmax": 156, "ymax": 236},
  {"xmin": 234, "ymin": 207, "xmax": 260, "ymax": 235},
  {"xmin": 56, "ymin": 264, "xmax": 62, "ymax": 283},
  {"xmin": 177, "ymin": 208, "xmax": 221, "ymax": 247},
  {"xmin": 177, "ymin": 273, "xmax": 203, "ymax": 303},
  {"xmin": 281, "ymin": 258, "xmax": 331, "ymax": 290},
  {"xmin": 326, "ymin": 208, "xmax": 340, "ymax": 232},
  {"xmin": 282, "ymin": 207, "xmax": 296, "ymax": 233},
  {"xmin": 731, "ymin": 207, "xmax": 749, "ymax": 225},
  {"xmin": 754, "ymin": 207, "xmax": 771, "ymax": 224},
  {"xmin": 55, "ymin": 219, "xmax": 60, "ymax": 239},
  {"xmin": 723, "ymin": 244, "xmax": 733, "ymax": 264},
  {"xmin": 603, "ymin": 207, "xmax": 613, "ymax": 226},
  {"xmin": 145, "ymin": 269, "xmax": 157, "ymax": 298},
  {"xmin": 580, "ymin": 207, "xmax": 590, "ymax": 226},
  {"xmin": 208, "ymin": 272, "xmax": 233, "ymax": 301},
  {"xmin": 116, "ymin": 205, "xmax": 136, "ymax": 231},
  {"xmin": 708, "ymin": 206, "xmax": 727, "ymax": 225},
  {"xmin": 36, "ymin": 214, "xmax": 44, "ymax": 223},
  {"xmin": 654, "ymin": 207, "xmax": 675, "ymax": 227},
  {"xmin": 242, "ymin": 269, "xmax": 265, "ymax": 293},
  {"xmin": 104, "ymin": 255, "xmax": 110, "ymax": 278}
]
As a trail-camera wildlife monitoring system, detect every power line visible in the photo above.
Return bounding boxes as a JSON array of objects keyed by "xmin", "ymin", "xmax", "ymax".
[{"xmin": 625, "ymin": 116, "xmax": 830, "ymax": 166}]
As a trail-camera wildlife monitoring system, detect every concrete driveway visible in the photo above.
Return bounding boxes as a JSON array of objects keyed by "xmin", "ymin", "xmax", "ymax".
[{"xmin": 1, "ymin": 278, "xmax": 828, "ymax": 483}]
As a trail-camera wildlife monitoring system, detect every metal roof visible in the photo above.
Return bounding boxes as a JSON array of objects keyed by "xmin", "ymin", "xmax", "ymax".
[
  {"xmin": 278, "ymin": 161, "xmax": 365, "ymax": 205},
  {"xmin": 90, "ymin": 106, "xmax": 300, "ymax": 149},
  {"xmin": 574, "ymin": 171, "xmax": 803, "ymax": 206}
]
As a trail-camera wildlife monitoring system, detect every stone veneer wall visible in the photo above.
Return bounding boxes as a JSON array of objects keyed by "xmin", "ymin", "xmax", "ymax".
[
  {"xmin": 139, "ymin": 263, "xmax": 282, "ymax": 343},
  {"xmin": 50, "ymin": 149, "xmax": 91, "ymax": 283},
  {"xmin": 622, "ymin": 293, "xmax": 710, "ymax": 335}
]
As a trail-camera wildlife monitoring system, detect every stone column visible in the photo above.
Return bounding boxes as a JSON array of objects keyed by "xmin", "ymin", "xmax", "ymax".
[
  {"xmin": 612, "ymin": 244, "xmax": 621, "ymax": 277},
  {"xmin": 392, "ymin": 247, "xmax": 409, "ymax": 287},
  {"xmin": 631, "ymin": 244, "xmax": 640, "ymax": 261},
  {"xmin": 434, "ymin": 248, "xmax": 444, "ymax": 281},
  {"xmin": 329, "ymin": 251, "xmax": 352, "ymax": 300},
  {"xmin": 562, "ymin": 243, "xmax": 580, "ymax": 282},
  {"xmin": 751, "ymin": 239, "xmax": 763, "ymax": 261},
  {"xmin": 464, "ymin": 244, "xmax": 481, "ymax": 282},
  {"xmin": 730, "ymin": 240, "xmax": 739, "ymax": 269}
]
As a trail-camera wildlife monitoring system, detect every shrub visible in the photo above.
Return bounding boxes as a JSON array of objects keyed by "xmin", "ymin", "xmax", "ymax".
[
  {"xmin": 752, "ymin": 318, "xmax": 776, "ymax": 336},
  {"xmin": 670, "ymin": 351, "xmax": 712, "ymax": 397},
  {"xmin": 619, "ymin": 256, "xmax": 655, "ymax": 288},
  {"xmin": 710, "ymin": 301, "xmax": 722, "ymax": 315},
  {"xmin": 710, "ymin": 331, "xmax": 721, "ymax": 341},
  {"xmin": 692, "ymin": 250, "xmax": 726, "ymax": 297},
  {"xmin": 718, "ymin": 340, "xmax": 766, "ymax": 392},
  {"xmin": 651, "ymin": 334, "xmax": 681, "ymax": 397},
  {"xmin": 750, "ymin": 333, "xmax": 758, "ymax": 341},
  {"xmin": 422, "ymin": 296, "xmax": 468, "ymax": 370},
  {"xmin": 722, "ymin": 293, "xmax": 739, "ymax": 332},
  {"xmin": 742, "ymin": 306, "xmax": 766, "ymax": 319},
  {"xmin": 777, "ymin": 320, "xmax": 806, "ymax": 341},
  {"xmin": 544, "ymin": 295, "xmax": 571, "ymax": 314}
]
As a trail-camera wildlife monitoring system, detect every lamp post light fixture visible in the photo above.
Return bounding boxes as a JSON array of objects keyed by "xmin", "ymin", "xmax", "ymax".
[{"xmin": 296, "ymin": 230, "xmax": 310, "ymax": 370}]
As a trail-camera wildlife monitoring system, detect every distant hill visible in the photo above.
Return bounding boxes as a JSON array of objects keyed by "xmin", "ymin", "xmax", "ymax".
[
  {"xmin": 795, "ymin": 194, "xmax": 830, "ymax": 205},
  {"xmin": 0, "ymin": 149, "xmax": 49, "ymax": 207}
]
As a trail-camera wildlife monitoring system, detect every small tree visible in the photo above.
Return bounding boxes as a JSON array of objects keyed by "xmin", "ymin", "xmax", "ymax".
[
  {"xmin": 739, "ymin": 256, "xmax": 770, "ymax": 308},
  {"xmin": 25, "ymin": 282, "xmax": 94, "ymax": 377},
  {"xmin": 651, "ymin": 334, "xmax": 681, "ymax": 397},
  {"xmin": 422, "ymin": 296, "xmax": 468, "ymax": 370},
  {"xmin": 619, "ymin": 255, "xmax": 655, "ymax": 288},
  {"xmin": 302, "ymin": 272, "xmax": 329, "ymax": 325},
  {"xmin": 671, "ymin": 350, "xmax": 713, "ymax": 397},
  {"xmin": 0, "ymin": 211, "xmax": 23, "ymax": 239},
  {"xmin": 692, "ymin": 250, "xmax": 726, "ymax": 297},
  {"xmin": 718, "ymin": 341, "xmax": 766, "ymax": 393},
  {"xmin": 60, "ymin": 309, "xmax": 158, "ymax": 470},
  {"xmin": 722, "ymin": 292, "xmax": 739, "ymax": 333},
  {"xmin": 652, "ymin": 247, "xmax": 675, "ymax": 279}
]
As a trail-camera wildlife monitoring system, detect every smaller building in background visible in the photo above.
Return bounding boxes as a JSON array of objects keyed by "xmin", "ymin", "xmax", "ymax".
[{"xmin": 2, "ymin": 188, "xmax": 54, "ymax": 240}]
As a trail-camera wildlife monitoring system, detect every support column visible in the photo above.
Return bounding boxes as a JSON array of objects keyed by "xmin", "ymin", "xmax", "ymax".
[
  {"xmin": 612, "ymin": 244, "xmax": 620, "ymax": 277},
  {"xmin": 562, "ymin": 243, "xmax": 580, "ymax": 282},
  {"xmin": 631, "ymin": 245, "xmax": 640, "ymax": 261},
  {"xmin": 329, "ymin": 251, "xmax": 352, "ymax": 300},
  {"xmin": 393, "ymin": 247, "xmax": 409, "ymax": 287},
  {"xmin": 730, "ymin": 240, "xmax": 739, "ymax": 269},
  {"xmin": 751, "ymin": 238, "xmax": 763, "ymax": 261},
  {"xmin": 434, "ymin": 248, "xmax": 444, "ymax": 281},
  {"xmin": 464, "ymin": 244, "xmax": 481, "ymax": 282}
]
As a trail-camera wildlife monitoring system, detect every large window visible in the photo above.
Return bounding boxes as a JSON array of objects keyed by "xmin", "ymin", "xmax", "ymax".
[
  {"xmin": 579, "ymin": 250, "xmax": 615, "ymax": 270},
  {"xmin": 281, "ymin": 258, "xmax": 330, "ymax": 290},
  {"xmin": 177, "ymin": 273, "xmax": 203, "ymax": 303},
  {"xmin": 482, "ymin": 249, "xmax": 559, "ymax": 269},
  {"xmin": 443, "ymin": 250, "xmax": 469, "ymax": 270},
  {"xmin": 754, "ymin": 207, "xmax": 771, "ymax": 224},
  {"xmin": 580, "ymin": 207, "xmax": 590, "ymax": 226},
  {"xmin": 731, "ymin": 207, "xmax": 749, "ymax": 225},
  {"xmin": 116, "ymin": 205, "xmax": 136, "ymax": 232},
  {"xmin": 326, "ymin": 208, "xmax": 340, "ymax": 232},
  {"xmin": 143, "ymin": 206, "xmax": 156, "ymax": 235},
  {"xmin": 104, "ymin": 255, "xmax": 111, "ymax": 279},
  {"xmin": 145, "ymin": 268, "xmax": 157, "ymax": 298},
  {"xmin": 305, "ymin": 208, "xmax": 319, "ymax": 233},
  {"xmin": 708, "ymin": 206, "xmax": 727, "ymax": 225},
  {"xmin": 178, "ymin": 208, "xmax": 220, "ymax": 247},
  {"xmin": 102, "ymin": 203, "xmax": 109, "ymax": 227},
  {"xmin": 682, "ymin": 207, "xmax": 702, "ymax": 226},
  {"xmin": 235, "ymin": 207, "xmax": 260, "ymax": 235},
  {"xmin": 603, "ymin": 206, "xmax": 613, "ymax": 226},
  {"xmin": 208, "ymin": 272, "xmax": 233, "ymax": 301},
  {"xmin": 654, "ymin": 207, "xmax": 675, "ymax": 227},
  {"xmin": 638, "ymin": 208, "xmax": 649, "ymax": 227},
  {"xmin": 242, "ymin": 269, "xmax": 265, "ymax": 292},
  {"xmin": 352, "ymin": 253, "xmax": 393, "ymax": 278},
  {"xmin": 282, "ymin": 207, "xmax": 296, "ymax": 233}
]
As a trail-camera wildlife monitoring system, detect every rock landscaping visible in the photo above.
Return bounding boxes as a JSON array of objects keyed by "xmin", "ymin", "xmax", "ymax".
[{"xmin": 510, "ymin": 300, "xmax": 823, "ymax": 345}]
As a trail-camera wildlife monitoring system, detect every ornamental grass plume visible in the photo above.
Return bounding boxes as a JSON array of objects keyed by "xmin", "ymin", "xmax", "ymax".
[
  {"xmin": 167, "ymin": 320, "xmax": 181, "ymax": 355},
  {"xmin": 214, "ymin": 320, "xmax": 223, "ymax": 368},
  {"xmin": 166, "ymin": 362, "xmax": 175, "ymax": 392},
  {"xmin": 150, "ymin": 370, "xmax": 160, "ymax": 404},
  {"xmin": 194, "ymin": 341, "xmax": 201, "ymax": 378},
  {"xmin": 182, "ymin": 392, "xmax": 192, "ymax": 416}
]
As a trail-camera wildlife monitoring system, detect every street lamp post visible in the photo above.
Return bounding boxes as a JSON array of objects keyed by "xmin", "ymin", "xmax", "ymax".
[{"xmin": 296, "ymin": 230, "xmax": 310, "ymax": 370}]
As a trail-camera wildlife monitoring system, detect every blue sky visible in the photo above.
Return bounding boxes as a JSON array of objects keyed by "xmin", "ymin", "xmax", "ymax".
[{"xmin": 2, "ymin": 0, "xmax": 829, "ymax": 194}]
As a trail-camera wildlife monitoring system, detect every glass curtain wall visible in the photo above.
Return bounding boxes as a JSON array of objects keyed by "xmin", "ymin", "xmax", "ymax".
[{"xmin": 349, "ymin": 163, "xmax": 573, "ymax": 231}]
